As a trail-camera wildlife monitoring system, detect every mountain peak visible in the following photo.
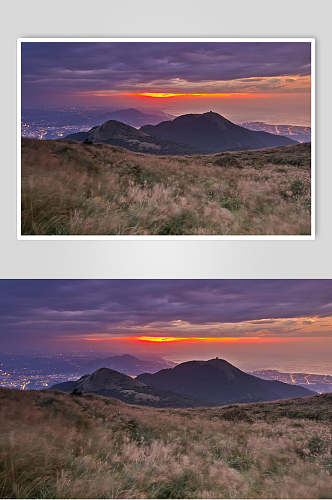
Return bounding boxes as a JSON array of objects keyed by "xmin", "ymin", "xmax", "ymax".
[
  {"xmin": 203, "ymin": 110, "xmax": 225, "ymax": 118},
  {"xmin": 51, "ymin": 367, "xmax": 200, "ymax": 408},
  {"xmin": 65, "ymin": 117, "xmax": 198, "ymax": 155},
  {"xmin": 205, "ymin": 357, "xmax": 233, "ymax": 367},
  {"xmin": 141, "ymin": 112, "xmax": 296, "ymax": 153},
  {"xmin": 137, "ymin": 358, "xmax": 314, "ymax": 405}
]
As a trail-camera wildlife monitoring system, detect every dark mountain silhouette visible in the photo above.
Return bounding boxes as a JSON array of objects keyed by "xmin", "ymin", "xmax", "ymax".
[
  {"xmin": 65, "ymin": 120, "xmax": 198, "ymax": 155},
  {"xmin": 136, "ymin": 358, "xmax": 315, "ymax": 405},
  {"xmin": 83, "ymin": 354, "xmax": 175, "ymax": 376},
  {"xmin": 51, "ymin": 367, "xmax": 199, "ymax": 407},
  {"xmin": 141, "ymin": 111, "xmax": 297, "ymax": 153}
]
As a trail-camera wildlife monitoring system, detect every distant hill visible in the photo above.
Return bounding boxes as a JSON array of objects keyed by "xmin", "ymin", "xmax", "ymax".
[
  {"xmin": 51, "ymin": 367, "xmax": 200, "ymax": 407},
  {"xmin": 137, "ymin": 358, "xmax": 315, "ymax": 405},
  {"xmin": 83, "ymin": 354, "xmax": 176, "ymax": 376},
  {"xmin": 0, "ymin": 353, "xmax": 174, "ymax": 380},
  {"xmin": 66, "ymin": 119, "xmax": 198, "ymax": 154},
  {"xmin": 104, "ymin": 108, "xmax": 174, "ymax": 128},
  {"xmin": 65, "ymin": 112, "xmax": 297, "ymax": 155},
  {"xmin": 240, "ymin": 121, "xmax": 311, "ymax": 143},
  {"xmin": 141, "ymin": 111, "xmax": 297, "ymax": 153},
  {"xmin": 22, "ymin": 107, "xmax": 173, "ymax": 128}
]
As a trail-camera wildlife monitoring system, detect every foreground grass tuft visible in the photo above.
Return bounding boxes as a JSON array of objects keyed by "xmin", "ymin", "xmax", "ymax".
[
  {"xmin": 21, "ymin": 139, "xmax": 311, "ymax": 235},
  {"xmin": 0, "ymin": 388, "xmax": 331, "ymax": 498}
]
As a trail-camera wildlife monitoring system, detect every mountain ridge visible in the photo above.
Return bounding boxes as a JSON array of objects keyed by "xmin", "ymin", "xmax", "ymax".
[
  {"xmin": 66, "ymin": 119, "xmax": 199, "ymax": 155},
  {"xmin": 66, "ymin": 111, "xmax": 297, "ymax": 154},
  {"xmin": 51, "ymin": 367, "xmax": 201, "ymax": 407},
  {"xmin": 141, "ymin": 111, "xmax": 297, "ymax": 153},
  {"xmin": 137, "ymin": 357, "xmax": 315, "ymax": 405},
  {"xmin": 52, "ymin": 358, "xmax": 315, "ymax": 407}
]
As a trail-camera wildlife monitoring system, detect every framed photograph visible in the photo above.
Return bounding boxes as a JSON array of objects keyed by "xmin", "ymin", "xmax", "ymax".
[{"xmin": 18, "ymin": 38, "xmax": 315, "ymax": 239}]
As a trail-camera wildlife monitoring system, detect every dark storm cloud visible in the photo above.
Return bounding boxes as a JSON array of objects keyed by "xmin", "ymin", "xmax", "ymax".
[
  {"xmin": 0, "ymin": 280, "xmax": 331, "ymax": 343},
  {"xmin": 21, "ymin": 42, "xmax": 311, "ymax": 96}
]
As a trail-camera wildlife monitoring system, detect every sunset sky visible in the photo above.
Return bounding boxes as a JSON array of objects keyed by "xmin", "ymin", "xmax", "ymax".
[
  {"xmin": 1, "ymin": 280, "xmax": 331, "ymax": 373},
  {"xmin": 21, "ymin": 41, "xmax": 312, "ymax": 125}
]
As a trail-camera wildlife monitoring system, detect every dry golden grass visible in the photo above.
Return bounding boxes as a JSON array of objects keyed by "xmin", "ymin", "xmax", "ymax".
[
  {"xmin": 21, "ymin": 139, "xmax": 311, "ymax": 235},
  {"xmin": 0, "ymin": 388, "xmax": 331, "ymax": 498}
]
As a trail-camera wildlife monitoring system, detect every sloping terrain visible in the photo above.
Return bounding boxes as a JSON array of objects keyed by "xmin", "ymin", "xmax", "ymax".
[
  {"xmin": 0, "ymin": 387, "xmax": 331, "ymax": 498},
  {"xmin": 51, "ymin": 367, "xmax": 199, "ymax": 407},
  {"xmin": 21, "ymin": 139, "xmax": 311, "ymax": 236},
  {"xmin": 66, "ymin": 119, "xmax": 197, "ymax": 155},
  {"xmin": 141, "ymin": 111, "xmax": 297, "ymax": 152},
  {"xmin": 52, "ymin": 361, "xmax": 313, "ymax": 407},
  {"xmin": 137, "ymin": 358, "xmax": 315, "ymax": 405},
  {"xmin": 66, "ymin": 112, "xmax": 296, "ymax": 154}
]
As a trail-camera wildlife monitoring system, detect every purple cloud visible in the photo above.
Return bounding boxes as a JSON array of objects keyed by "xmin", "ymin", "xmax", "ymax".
[
  {"xmin": 21, "ymin": 41, "xmax": 311, "ymax": 104},
  {"xmin": 0, "ymin": 280, "xmax": 331, "ymax": 349}
]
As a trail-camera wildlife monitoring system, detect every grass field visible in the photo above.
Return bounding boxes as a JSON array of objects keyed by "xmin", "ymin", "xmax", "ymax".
[
  {"xmin": 21, "ymin": 139, "xmax": 311, "ymax": 236},
  {"xmin": 0, "ymin": 388, "xmax": 331, "ymax": 498}
]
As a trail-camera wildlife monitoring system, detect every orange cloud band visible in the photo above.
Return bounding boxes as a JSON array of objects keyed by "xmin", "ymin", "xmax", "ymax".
[
  {"xmin": 82, "ymin": 92, "xmax": 289, "ymax": 99},
  {"xmin": 135, "ymin": 92, "xmax": 255, "ymax": 98},
  {"xmin": 81, "ymin": 336, "xmax": 284, "ymax": 344}
]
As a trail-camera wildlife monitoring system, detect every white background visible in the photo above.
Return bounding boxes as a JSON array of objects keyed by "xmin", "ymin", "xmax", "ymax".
[{"xmin": 0, "ymin": 0, "xmax": 331, "ymax": 278}]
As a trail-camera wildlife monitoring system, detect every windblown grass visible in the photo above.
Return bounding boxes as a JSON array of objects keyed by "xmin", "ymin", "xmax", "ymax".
[
  {"xmin": 0, "ymin": 388, "xmax": 331, "ymax": 498},
  {"xmin": 21, "ymin": 139, "xmax": 311, "ymax": 235}
]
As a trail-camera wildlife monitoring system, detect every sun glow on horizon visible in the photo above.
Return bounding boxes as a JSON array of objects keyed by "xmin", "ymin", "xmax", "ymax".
[
  {"xmin": 134, "ymin": 336, "xmax": 280, "ymax": 343},
  {"xmin": 79, "ymin": 336, "xmax": 292, "ymax": 344},
  {"xmin": 136, "ymin": 92, "xmax": 255, "ymax": 99},
  {"xmin": 79, "ymin": 91, "xmax": 283, "ymax": 99},
  {"xmin": 61, "ymin": 314, "xmax": 332, "ymax": 346}
]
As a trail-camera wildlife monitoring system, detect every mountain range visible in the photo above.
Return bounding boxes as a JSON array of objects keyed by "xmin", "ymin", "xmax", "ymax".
[
  {"xmin": 22, "ymin": 107, "xmax": 173, "ymax": 128},
  {"xmin": 52, "ymin": 358, "xmax": 314, "ymax": 407},
  {"xmin": 66, "ymin": 119, "xmax": 198, "ymax": 154},
  {"xmin": 51, "ymin": 367, "xmax": 200, "ymax": 407},
  {"xmin": 66, "ymin": 111, "xmax": 297, "ymax": 154},
  {"xmin": 141, "ymin": 112, "xmax": 297, "ymax": 153},
  {"xmin": 0, "ymin": 353, "xmax": 174, "ymax": 379},
  {"xmin": 137, "ymin": 358, "xmax": 314, "ymax": 405}
]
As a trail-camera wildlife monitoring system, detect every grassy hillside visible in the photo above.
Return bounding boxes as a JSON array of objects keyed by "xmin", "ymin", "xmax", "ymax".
[
  {"xmin": 0, "ymin": 388, "xmax": 331, "ymax": 498},
  {"xmin": 21, "ymin": 139, "xmax": 311, "ymax": 236}
]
